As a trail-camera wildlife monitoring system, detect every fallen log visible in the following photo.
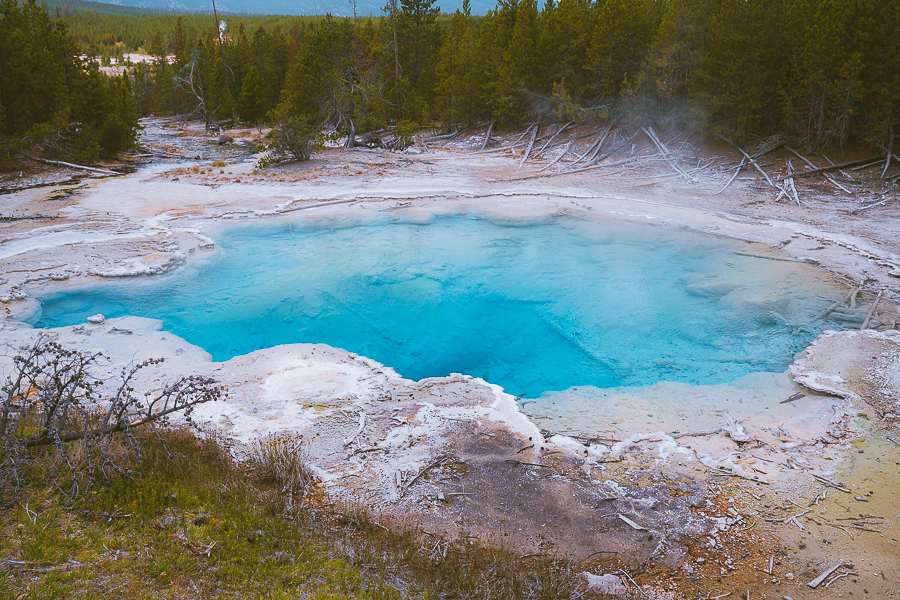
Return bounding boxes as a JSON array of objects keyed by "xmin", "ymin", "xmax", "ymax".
[
  {"xmin": 783, "ymin": 157, "xmax": 881, "ymax": 180},
  {"xmin": 784, "ymin": 146, "xmax": 853, "ymax": 194},
  {"xmin": 537, "ymin": 142, "xmax": 571, "ymax": 172},
  {"xmin": 720, "ymin": 137, "xmax": 783, "ymax": 194},
  {"xmin": 851, "ymin": 159, "xmax": 887, "ymax": 172},
  {"xmin": 516, "ymin": 151, "xmax": 661, "ymax": 181},
  {"xmin": 785, "ymin": 159, "xmax": 801, "ymax": 206},
  {"xmin": 751, "ymin": 137, "xmax": 788, "ymax": 158},
  {"xmin": 644, "ymin": 126, "xmax": 694, "ymax": 182},
  {"xmin": 565, "ymin": 127, "xmax": 605, "ymax": 167},
  {"xmin": 534, "ymin": 121, "xmax": 574, "ymax": 157},
  {"xmin": 882, "ymin": 130, "xmax": 894, "ymax": 178},
  {"xmin": 717, "ymin": 157, "xmax": 745, "ymax": 194},
  {"xmin": 589, "ymin": 131, "xmax": 637, "ymax": 166},
  {"xmin": 517, "ymin": 125, "xmax": 540, "ymax": 169},
  {"xmin": 479, "ymin": 122, "xmax": 493, "ymax": 151},
  {"xmin": 424, "ymin": 129, "xmax": 459, "ymax": 142},
  {"xmin": 584, "ymin": 127, "xmax": 612, "ymax": 165},
  {"xmin": 476, "ymin": 125, "xmax": 538, "ymax": 154},
  {"xmin": 568, "ymin": 127, "xmax": 609, "ymax": 169},
  {"xmin": 821, "ymin": 154, "xmax": 856, "ymax": 180},
  {"xmin": 853, "ymin": 196, "xmax": 897, "ymax": 213},
  {"xmin": 25, "ymin": 154, "xmax": 118, "ymax": 175},
  {"xmin": 861, "ymin": 289, "xmax": 883, "ymax": 329}
]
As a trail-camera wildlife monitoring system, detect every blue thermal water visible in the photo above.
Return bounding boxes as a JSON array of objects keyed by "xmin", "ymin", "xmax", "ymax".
[{"xmin": 32, "ymin": 214, "xmax": 846, "ymax": 397}]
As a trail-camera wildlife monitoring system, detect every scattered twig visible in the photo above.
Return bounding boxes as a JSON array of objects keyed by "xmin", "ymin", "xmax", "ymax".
[
  {"xmin": 810, "ymin": 473, "xmax": 852, "ymax": 493},
  {"xmin": 854, "ymin": 196, "xmax": 897, "ymax": 213},
  {"xmin": 673, "ymin": 429, "xmax": 721, "ymax": 438},
  {"xmin": 618, "ymin": 514, "xmax": 647, "ymax": 531},
  {"xmin": 808, "ymin": 563, "xmax": 844, "ymax": 588},
  {"xmin": 780, "ymin": 393, "xmax": 806, "ymax": 404},
  {"xmin": 824, "ymin": 570, "xmax": 859, "ymax": 588},
  {"xmin": 504, "ymin": 459, "xmax": 552, "ymax": 468},
  {"xmin": 343, "ymin": 411, "xmax": 366, "ymax": 447},
  {"xmin": 403, "ymin": 455, "xmax": 450, "ymax": 489}
]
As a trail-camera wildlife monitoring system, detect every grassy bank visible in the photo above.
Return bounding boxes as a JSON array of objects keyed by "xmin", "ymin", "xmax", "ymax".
[{"xmin": 0, "ymin": 429, "xmax": 586, "ymax": 599}]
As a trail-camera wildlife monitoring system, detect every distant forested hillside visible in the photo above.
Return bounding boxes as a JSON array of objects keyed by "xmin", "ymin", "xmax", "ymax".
[
  {"xmin": 43, "ymin": 0, "xmax": 174, "ymax": 17},
  {"xmin": 44, "ymin": 0, "xmax": 495, "ymax": 18}
]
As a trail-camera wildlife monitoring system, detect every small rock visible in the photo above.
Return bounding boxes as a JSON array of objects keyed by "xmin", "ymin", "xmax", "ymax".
[
  {"xmin": 216, "ymin": 134, "xmax": 234, "ymax": 144},
  {"xmin": 581, "ymin": 573, "xmax": 628, "ymax": 597},
  {"xmin": 723, "ymin": 417, "xmax": 751, "ymax": 443},
  {"xmin": 87, "ymin": 314, "xmax": 105, "ymax": 324}
]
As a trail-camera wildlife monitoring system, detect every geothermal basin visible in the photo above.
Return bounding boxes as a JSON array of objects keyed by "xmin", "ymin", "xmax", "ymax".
[{"xmin": 29, "ymin": 212, "xmax": 849, "ymax": 407}]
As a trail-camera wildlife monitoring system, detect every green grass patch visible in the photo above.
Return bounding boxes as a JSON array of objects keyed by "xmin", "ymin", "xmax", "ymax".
[{"xmin": 1, "ymin": 429, "xmax": 589, "ymax": 599}]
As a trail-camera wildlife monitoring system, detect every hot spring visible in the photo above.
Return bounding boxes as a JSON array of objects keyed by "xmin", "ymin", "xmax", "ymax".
[{"xmin": 31, "ymin": 212, "xmax": 847, "ymax": 400}]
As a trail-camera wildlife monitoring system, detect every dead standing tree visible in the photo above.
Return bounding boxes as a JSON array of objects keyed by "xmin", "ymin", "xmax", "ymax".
[
  {"xmin": 0, "ymin": 337, "xmax": 224, "ymax": 506},
  {"xmin": 173, "ymin": 49, "xmax": 212, "ymax": 127}
]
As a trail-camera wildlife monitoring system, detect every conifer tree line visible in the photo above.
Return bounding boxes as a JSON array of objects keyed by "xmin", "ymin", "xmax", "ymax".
[
  {"xmin": 3, "ymin": 0, "xmax": 899, "ymax": 161},
  {"xmin": 0, "ymin": 0, "xmax": 138, "ymax": 161},
  {"xmin": 125, "ymin": 0, "xmax": 900, "ymax": 155}
]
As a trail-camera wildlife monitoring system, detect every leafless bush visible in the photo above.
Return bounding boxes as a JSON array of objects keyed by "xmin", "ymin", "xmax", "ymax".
[
  {"xmin": 0, "ymin": 336, "xmax": 224, "ymax": 506},
  {"xmin": 246, "ymin": 433, "xmax": 315, "ymax": 509}
]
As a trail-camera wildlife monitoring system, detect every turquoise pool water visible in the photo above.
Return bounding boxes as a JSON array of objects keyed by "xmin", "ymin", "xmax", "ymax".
[{"xmin": 32, "ymin": 214, "xmax": 846, "ymax": 397}]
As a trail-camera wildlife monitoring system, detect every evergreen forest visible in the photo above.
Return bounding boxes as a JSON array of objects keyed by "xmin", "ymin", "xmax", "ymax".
[
  {"xmin": 0, "ymin": 0, "xmax": 138, "ymax": 161},
  {"xmin": 2, "ymin": 0, "xmax": 899, "ymax": 161}
]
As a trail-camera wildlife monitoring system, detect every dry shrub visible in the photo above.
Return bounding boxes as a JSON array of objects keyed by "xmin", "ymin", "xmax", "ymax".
[
  {"xmin": 246, "ymin": 434, "xmax": 315, "ymax": 509},
  {"xmin": 0, "ymin": 336, "xmax": 224, "ymax": 506}
]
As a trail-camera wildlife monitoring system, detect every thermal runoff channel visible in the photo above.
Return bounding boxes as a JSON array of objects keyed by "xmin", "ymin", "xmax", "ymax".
[{"xmin": 33, "ymin": 214, "xmax": 847, "ymax": 398}]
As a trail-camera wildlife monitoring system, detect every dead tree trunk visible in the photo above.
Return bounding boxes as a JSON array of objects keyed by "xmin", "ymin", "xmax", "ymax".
[
  {"xmin": 784, "ymin": 146, "xmax": 852, "ymax": 194},
  {"xmin": 721, "ymin": 136, "xmax": 785, "ymax": 197},
  {"xmin": 479, "ymin": 122, "xmax": 493, "ymax": 151},
  {"xmin": 644, "ymin": 126, "xmax": 694, "ymax": 182}
]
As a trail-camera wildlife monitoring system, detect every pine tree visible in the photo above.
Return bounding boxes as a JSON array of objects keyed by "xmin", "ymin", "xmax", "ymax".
[{"xmin": 237, "ymin": 66, "xmax": 268, "ymax": 123}]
